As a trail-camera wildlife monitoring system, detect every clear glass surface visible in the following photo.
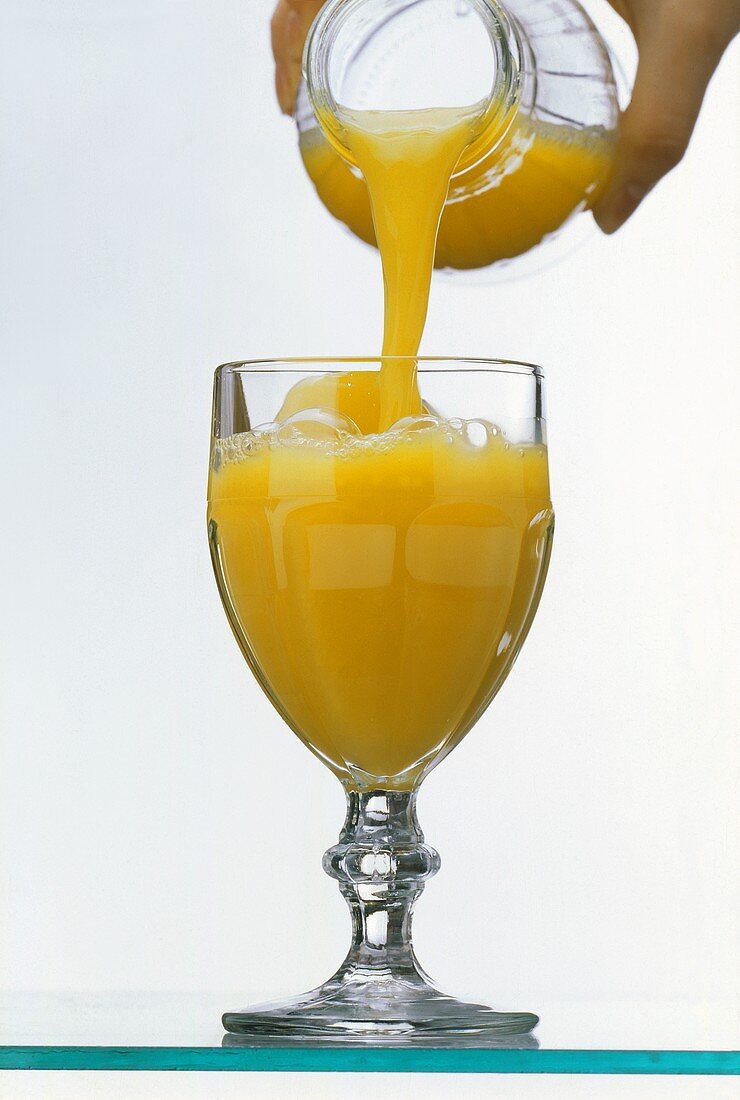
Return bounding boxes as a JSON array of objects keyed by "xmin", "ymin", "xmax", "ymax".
[
  {"xmin": 207, "ymin": 358, "xmax": 553, "ymax": 1043},
  {"xmin": 297, "ymin": 0, "xmax": 626, "ymax": 278}
]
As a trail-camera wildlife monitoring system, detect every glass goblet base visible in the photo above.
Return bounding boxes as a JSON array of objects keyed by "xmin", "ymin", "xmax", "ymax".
[
  {"xmin": 223, "ymin": 972, "xmax": 538, "ymax": 1047},
  {"xmin": 222, "ymin": 791, "xmax": 538, "ymax": 1047}
]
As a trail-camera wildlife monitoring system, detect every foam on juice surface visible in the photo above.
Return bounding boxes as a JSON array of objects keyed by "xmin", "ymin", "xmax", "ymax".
[{"xmin": 215, "ymin": 411, "xmax": 534, "ymax": 467}]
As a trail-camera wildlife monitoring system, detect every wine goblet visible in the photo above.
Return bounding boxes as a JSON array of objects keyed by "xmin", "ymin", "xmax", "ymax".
[{"xmin": 207, "ymin": 357, "xmax": 553, "ymax": 1043}]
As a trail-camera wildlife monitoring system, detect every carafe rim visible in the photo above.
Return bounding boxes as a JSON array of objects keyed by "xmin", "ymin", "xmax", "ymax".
[{"xmin": 303, "ymin": 0, "xmax": 523, "ymax": 177}]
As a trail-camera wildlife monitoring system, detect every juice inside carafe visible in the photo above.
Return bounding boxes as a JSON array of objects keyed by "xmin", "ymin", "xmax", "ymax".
[
  {"xmin": 300, "ymin": 115, "xmax": 613, "ymax": 273},
  {"xmin": 208, "ymin": 94, "xmax": 553, "ymax": 788}
]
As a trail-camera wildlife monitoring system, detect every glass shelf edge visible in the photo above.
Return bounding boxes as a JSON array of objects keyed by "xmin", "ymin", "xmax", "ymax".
[{"xmin": 0, "ymin": 1047, "xmax": 738, "ymax": 1075}]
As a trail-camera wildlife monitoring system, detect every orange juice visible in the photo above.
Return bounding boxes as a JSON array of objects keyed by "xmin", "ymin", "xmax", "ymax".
[{"xmin": 208, "ymin": 420, "xmax": 552, "ymax": 788}]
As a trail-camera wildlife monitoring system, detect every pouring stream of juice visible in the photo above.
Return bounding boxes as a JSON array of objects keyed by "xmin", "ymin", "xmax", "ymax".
[
  {"xmin": 337, "ymin": 105, "xmax": 481, "ymax": 427},
  {"xmin": 338, "ymin": 105, "xmax": 481, "ymax": 426}
]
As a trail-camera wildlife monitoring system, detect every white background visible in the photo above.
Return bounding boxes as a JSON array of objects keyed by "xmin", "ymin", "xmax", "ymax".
[{"xmin": 1, "ymin": 1, "xmax": 738, "ymax": 1097}]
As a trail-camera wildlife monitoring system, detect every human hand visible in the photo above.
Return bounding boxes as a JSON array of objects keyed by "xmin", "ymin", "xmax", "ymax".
[
  {"xmin": 271, "ymin": 0, "xmax": 325, "ymax": 114},
  {"xmin": 594, "ymin": 0, "xmax": 739, "ymax": 232}
]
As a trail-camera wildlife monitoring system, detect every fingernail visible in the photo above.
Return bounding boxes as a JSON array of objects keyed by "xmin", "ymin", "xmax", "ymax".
[
  {"xmin": 595, "ymin": 183, "xmax": 648, "ymax": 235},
  {"xmin": 275, "ymin": 62, "xmax": 292, "ymax": 114}
]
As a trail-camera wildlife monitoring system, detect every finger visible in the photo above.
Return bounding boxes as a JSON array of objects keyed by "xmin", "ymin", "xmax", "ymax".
[
  {"xmin": 593, "ymin": 5, "xmax": 735, "ymax": 233},
  {"xmin": 271, "ymin": 0, "xmax": 325, "ymax": 115}
]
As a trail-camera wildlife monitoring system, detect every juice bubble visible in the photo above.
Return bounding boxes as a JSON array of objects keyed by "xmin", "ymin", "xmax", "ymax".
[
  {"xmin": 388, "ymin": 414, "xmax": 442, "ymax": 436},
  {"xmin": 462, "ymin": 419, "xmax": 494, "ymax": 448},
  {"xmin": 252, "ymin": 421, "xmax": 280, "ymax": 438},
  {"xmin": 212, "ymin": 430, "xmax": 262, "ymax": 469},
  {"xmin": 275, "ymin": 408, "xmax": 361, "ymax": 445}
]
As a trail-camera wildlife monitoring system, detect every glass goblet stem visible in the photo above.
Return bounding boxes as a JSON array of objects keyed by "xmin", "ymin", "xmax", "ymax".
[{"xmin": 323, "ymin": 790, "xmax": 440, "ymax": 983}]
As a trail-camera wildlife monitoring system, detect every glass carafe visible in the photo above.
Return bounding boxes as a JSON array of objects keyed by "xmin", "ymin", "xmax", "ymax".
[{"xmin": 295, "ymin": 0, "xmax": 626, "ymax": 277}]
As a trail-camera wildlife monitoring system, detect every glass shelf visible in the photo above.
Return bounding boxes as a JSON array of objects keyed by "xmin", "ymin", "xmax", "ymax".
[
  {"xmin": 1, "ymin": 994, "xmax": 737, "ymax": 1075},
  {"xmin": 2, "ymin": 1047, "xmax": 738, "ymax": 1074}
]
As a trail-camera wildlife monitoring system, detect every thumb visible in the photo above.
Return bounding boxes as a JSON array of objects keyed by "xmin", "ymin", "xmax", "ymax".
[{"xmin": 593, "ymin": 7, "xmax": 731, "ymax": 234}]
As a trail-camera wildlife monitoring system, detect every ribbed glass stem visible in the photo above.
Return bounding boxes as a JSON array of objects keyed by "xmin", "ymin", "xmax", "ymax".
[{"xmin": 323, "ymin": 791, "xmax": 440, "ymax": 979}]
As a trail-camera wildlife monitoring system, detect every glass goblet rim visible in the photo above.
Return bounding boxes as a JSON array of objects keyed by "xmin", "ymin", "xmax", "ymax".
[{"xmin": 214, "ymin": 356, "xmax": 544, "ymax": 379}]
